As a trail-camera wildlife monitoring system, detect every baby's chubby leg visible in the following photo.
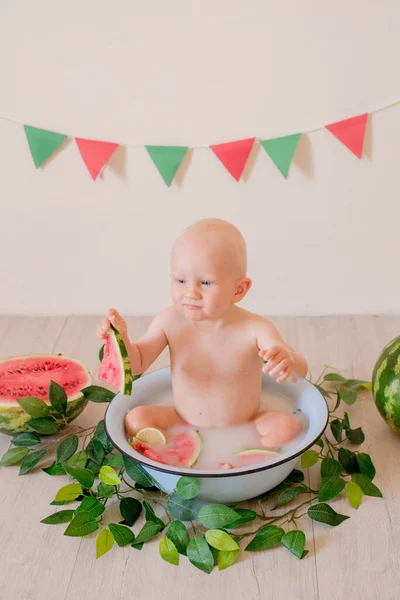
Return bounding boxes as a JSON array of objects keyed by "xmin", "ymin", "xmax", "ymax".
[
  {"xmin": 125, "ymin": 405, "xmax": 186, "ymax": 438},
  {"xmin": 253, "ymin": 410, "xmax": 302, "ymax": 450}
]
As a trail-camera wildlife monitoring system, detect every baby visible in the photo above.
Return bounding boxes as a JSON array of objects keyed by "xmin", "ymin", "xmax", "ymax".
[{"xmin": 97, "ymin": 218, "xmax": 308, "ymax": 460}]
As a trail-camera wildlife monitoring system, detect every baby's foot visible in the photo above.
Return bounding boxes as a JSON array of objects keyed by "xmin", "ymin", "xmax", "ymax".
[{"xmin": 220, "ymin": 463, "xmax": 234, "ymax": 470}]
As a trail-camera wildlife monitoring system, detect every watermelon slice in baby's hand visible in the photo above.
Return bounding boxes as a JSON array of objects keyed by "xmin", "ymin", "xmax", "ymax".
[{"xmin": 98, "ymin": 325, "xmax": 133, "ymax": 395}]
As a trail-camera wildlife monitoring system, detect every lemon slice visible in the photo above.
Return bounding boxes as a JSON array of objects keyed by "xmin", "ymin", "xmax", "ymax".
[{"xmin": 136, "ymin": 427, "xmax": 167, "ymax": 445}]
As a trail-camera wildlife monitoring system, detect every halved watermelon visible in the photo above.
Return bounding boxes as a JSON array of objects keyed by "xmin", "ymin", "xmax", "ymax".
[
  {"xmin": 98, "ymin": 326, "xmax": 133, "ymax": 395},
  {"xmin": 0, "ymin": 354, "xmax": 91, "ymax": 435}
]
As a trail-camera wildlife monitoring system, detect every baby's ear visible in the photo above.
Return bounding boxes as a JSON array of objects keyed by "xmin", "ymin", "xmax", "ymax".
[{"xmin": 234, "ymin": 277, "xmax": 252, "ymax": 303}]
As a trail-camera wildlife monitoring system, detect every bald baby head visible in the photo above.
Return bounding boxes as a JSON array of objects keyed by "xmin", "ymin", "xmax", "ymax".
[{"xmin": 171, "ymin": 219, "xmax": 247, "ymax": 279}]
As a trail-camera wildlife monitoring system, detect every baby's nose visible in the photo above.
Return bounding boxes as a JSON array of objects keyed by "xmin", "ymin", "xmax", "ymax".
[{"xmin": 185, "ymin": 289, "xmax": 201, "ymax": 300}]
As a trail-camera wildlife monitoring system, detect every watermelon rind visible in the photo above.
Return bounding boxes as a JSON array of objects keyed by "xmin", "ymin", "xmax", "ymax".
[
  {"xmin": 0, "ymin": 354, "xmax": 91, "ymax": 436},
  {"xmin": 372, "ymin": 335, "xmax": 400, "ymax": 434}
]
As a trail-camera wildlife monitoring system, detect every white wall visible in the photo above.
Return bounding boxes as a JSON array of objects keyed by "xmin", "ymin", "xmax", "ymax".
[{"xmin": 1, "ymin": 0, "xmax": 399, "ymax": 316}]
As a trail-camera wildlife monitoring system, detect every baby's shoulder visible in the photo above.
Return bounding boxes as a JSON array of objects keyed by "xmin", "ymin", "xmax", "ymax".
[{"xmin": 235, "ymin": 307, "xmax": 274, "ymax": 330}]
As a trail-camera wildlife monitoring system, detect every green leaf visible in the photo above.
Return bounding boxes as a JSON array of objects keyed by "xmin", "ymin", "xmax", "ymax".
[
  {"xmin": 324, "ymin": 373, "xmax": 346, "ymax": 382},
  {"xmin": 65, "ymin": 450, "xmax": 87, "ymax": 469},
  {"xmin": 356, "ymin": 453, "xmax": 376, "ymax": 480},
  {"xmin": 330, "ymin": 419, "xmax": 343, "ymax": 442},
  {"xmin": 54, "ymin": 483, "xmax": 82, "ymax": 503},
  {"xmin": 167, "ymin": 493, "xmax": 201, "ymax": 522},
  {"xmin": 344, "ymin": 379, "xmax": 370, "ymax": 388},
  {"xmin": 346, "ymin": 481, "xmax": 363, "ymax": 509},
  {"xmin": 333, "ymin": 391, "xmax": 341, "ymax": 411},
  {"xmin": 339, "ymin": 387, "xmax": 357, "ymax": 406},
  {"xmin": 0, "ymin": 447, "xmax": 30, "ymax": 466},
  {"xmin": 131, "ymin": 542, "xmax": 144, "ymax": 551},
  {"xmin": 320, "ymin": 457, "xmax": 341, "ymax": 478},
  {"xmin": 43, "ymin": 461, "xmax": 65, "ymax": 476},
  {"xmin": 314, "ymin": 439, "xmax": 324, "ymax": 449},
  {"xmin": 143, "ymin": 500, "xmax": 165, "ymax": 530},
  {"xmin": 205, "ymin": 530, "xmax": 239, "ymax": 551},
  {"xmin": 64, "ymin": 512, "xmax": 99, "ymax": 537},
  {"xmin": 26, "ymin": 418, "xmax": 60, "ymax": 435},
  {"xmin": 245, "ymin": 525, "xmax": 284, "ymax": 551},
  {"xmin": 86, "ymin": 438, "xmax": 106, "ymax": 465},
  {"xmin": 300, "ymin": 450, "xmax": 319, "ymax": 468},
  {"xmin": 41, "ymin": 510, "xmax": 75, "ymax": 524},
  {"xmin": 93, "ymin": 420, "xmax": 109, "ymax": 447},
  {"xmin": 318, "ymin": 476, "xmax": 346, "ymax": 502},
  {"xmin": 218, "ymin": 549, "xmax": 240, "ymax": 571},
  {"xmin": 96, "ymin": 529, "xmax": 114, "ymax": 559},
  {"xmin": 338, "ymin": 448, "xmax": 359, "ymax": 474},
  {"xmin": 167, "ymin": 520, "xmax": 190, "ymax": 555},
  {"xmin": 109, "ymin": 523, "xmax": 135, "ymax": 546},
  {"xmin": 347, "ymin": 427, "xmax": 365, "ymax": 444},
  {"xmin": 308, "ymin": 503, "xmax": 349, "ymax": 526},
  {"xmin": 342, "ymin": 412, "xmax": 351, "ymax": 430},
  {"xmin": 99, "ymin": 345, "xmax": 105, "ymax": 362},
  {"xmin": 273, "ymin": 486, "xmax": 306, "ymax": 509},
  {"xmin": 198, "ymin": 504, "xmax": 239, "ymax": 529},
  {"xmin": 56, "ymin": 436, "xmax": 79, "ymax": 464},
  {"xmin": 133, "ymin": 521, "xmax": 162, "ymax": 545},
  {"xmin": 86, "ymin": 459, "xmax": 101, "ymax": 477},
  {"xmin": 225, "ymin": 508, "xmax": 257, "ymax": 528},
  {"xmin": 159, "ymin": 538, "xmax": 179, "ymax": 566},
  {"xmin": 97, "ymin": 482, "xmax": 115, "ymax": 498},
  {"xmin": 17, "ymin": 397, "xmax": 50, "ymax": 418},
  {"xmin": 62, "ymin": 464, "xmax": 95, "ymax": 489},
  {"xmin": 75, "ymin": 496, "xmax": 105, "ymax": 519},
  {"xmin": 49, "ymin": 380, "xmax": 68, "ymax": 415},
  {"xmin": 120, "ymin": 498, "xmax": 142, "ymax": 526},
  {"xmin": 281, "ymin": 530, "xmax": 306, "ymax": 559},
  {"xmin": 11, "ymin": 432, "xmax": 41, "ymax": 447},
  {"xmin": 351, "ymin": 474, "xmax": 382, "ymax": 498},
  {"xmin": 187, "ymin": 536, "xmax": 214, "ymax": 574},
  {"xmin": 122, "ymin": 455, "xmax": 157, "ymax": 488},
  {"xmin": 81, "ymin": 385, "xmax": 116, "ymax": 403},
  {"xmin": 176, "ymin": 476, "xmax": 200, "ymax": 500},
  {"xmin": 19, "ymin": 449, "xmax": 47, "ymax": 475},
  {"xmin": 105, "ymin": 453, "xmax": 124, "ymax": 467},
  {"xmin": 99, "ymin": 466, "xmax": 121, "ymax": 486},
  {"xmin": 286, "ymin": 469, "xmax": 305, "ymax": 483}
]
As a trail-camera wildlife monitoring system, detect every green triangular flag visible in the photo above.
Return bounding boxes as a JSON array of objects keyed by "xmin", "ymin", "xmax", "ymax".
[
  {"xmin": 24, "ymin": 125, "xmax": 68, "ymax": 168},
  {"xmin": 145, "ymin": 145, "xmax": 188, "ymax": 186},
  {"xmin": 260, "ymin": 133, "xmax": 302, "ymax": 179}
]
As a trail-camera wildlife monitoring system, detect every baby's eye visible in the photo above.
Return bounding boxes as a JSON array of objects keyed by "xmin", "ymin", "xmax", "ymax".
[
  {"xmin": 177, "ymin": 279, "xmax": 185, "ymax": 284},
  {"xmin": 201, "ymin": 281, "xmax": 212, "ymax": 286}
]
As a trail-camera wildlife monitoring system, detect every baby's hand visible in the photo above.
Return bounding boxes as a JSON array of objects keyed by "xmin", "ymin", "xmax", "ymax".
[
  {"xmin": 259, "ymin": 345, "xmax": 297, "ymax": 383},
  {"xmin": 96, "ymin": 308, "xmax": 128, "ymax": 340}
]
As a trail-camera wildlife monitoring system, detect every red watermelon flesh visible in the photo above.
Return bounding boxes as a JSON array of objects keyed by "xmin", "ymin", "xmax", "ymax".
[
  {"xmin": 132, "ymin": 430, "xmax": 202, "ymax": 468},
  {"xmin": 0, "ymin": 354, "xmax": 91, "ymax": 405},
  {"xmin": 98, "ymin": 327, "xmax": 133, "ymax": 395}
]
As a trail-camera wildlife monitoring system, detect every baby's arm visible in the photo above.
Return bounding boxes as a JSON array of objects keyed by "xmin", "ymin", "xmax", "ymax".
[
  {"xmin": 97, "ymin": 308, "xmax": 169, "ymax": 375},
  {"xmin": 255, "ymin": 319, "xmax": 308, "ymax": 383}
]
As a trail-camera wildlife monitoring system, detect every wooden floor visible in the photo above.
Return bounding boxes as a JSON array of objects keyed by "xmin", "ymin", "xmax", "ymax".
[{"xmin": 0, "ymin": 315, "xmax": 399, "ymax": 600}]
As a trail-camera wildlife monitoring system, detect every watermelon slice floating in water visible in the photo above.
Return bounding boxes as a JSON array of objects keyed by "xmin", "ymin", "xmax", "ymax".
[
  {"xmin": 131, "ymin": 430, "xmax": 202, "ymax": 468},
  {"xmin": 98, "ymin": 325, "xmax": 133, "ymax": 396},
  {"xmin": 0, "ymin": 354, "xmax": 91, "ymax": 435},
  {"xmin": 234, "ymin": 448, "xmax": 282, "ymax": 467},
  {"xmin": 372, "ymin": 335, "xmax": 400, "ymax": 434}
]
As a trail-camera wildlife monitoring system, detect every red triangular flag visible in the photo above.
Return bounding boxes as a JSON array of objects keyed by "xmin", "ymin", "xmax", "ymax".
[
  {"xmin": 325, "ymin": 114, "xmax": 368, "ymax": 159},
  {"xmin": 210, "ymin": 138, "xmax": 255, "ymax": 181},
  {"xmin": 75, "ymin": 138, "xmax": 119, "ymax": 180}
]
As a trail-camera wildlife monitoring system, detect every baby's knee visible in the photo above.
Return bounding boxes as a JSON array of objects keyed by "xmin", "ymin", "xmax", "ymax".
[
  {"xmin": 255, "ymin": 411, "xmax": 302, "ymax": 450},
  {"xmin": 125, "ymin": 405, "xmax": 152, "ymax": 436}
]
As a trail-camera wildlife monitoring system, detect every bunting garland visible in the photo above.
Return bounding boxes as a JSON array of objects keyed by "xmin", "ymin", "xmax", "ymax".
[{"xmin": 1, "ymin": 98, "xmax": 398, "ymax": 185}]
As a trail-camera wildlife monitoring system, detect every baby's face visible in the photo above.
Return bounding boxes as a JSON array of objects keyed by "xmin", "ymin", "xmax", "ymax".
[{"xmin": 170, "ymin": 244, "xmax": 240, "ymax": 322}]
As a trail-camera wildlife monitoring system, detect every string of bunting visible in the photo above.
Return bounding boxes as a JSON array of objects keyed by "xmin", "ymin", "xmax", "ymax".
[{"xmin": 0, "ymin": 98, "xmax": 399, "ymax": 185}]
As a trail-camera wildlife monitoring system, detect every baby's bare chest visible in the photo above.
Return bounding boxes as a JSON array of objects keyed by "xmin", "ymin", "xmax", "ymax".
[{"xmin": 169, "ymin": 327, "xmax": 259, "ymax": 378}]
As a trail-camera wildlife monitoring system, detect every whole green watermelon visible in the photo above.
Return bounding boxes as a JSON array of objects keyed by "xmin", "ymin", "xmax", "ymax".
[{"xmin": 372, "ymin": 335, "xmax": 400, "ymax": 434}]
